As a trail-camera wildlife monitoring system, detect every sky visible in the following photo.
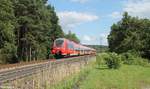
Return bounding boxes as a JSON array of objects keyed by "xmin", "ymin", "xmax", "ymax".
[{"xmin": 48, "ymin": 0, "xmax": 150, "ymax": 45}]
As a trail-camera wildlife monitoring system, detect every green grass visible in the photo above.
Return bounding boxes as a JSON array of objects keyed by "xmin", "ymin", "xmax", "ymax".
[
  {"xmin": 79, "ymin": 65, "xmax": 150, "ymax": 89},
  {"xmin": 47, "ymin": 61, "xmax": 150, "ymax": 89},
  {"xmin": 48, "ymin": 74, "xmax": 78, "ymax": 89}
]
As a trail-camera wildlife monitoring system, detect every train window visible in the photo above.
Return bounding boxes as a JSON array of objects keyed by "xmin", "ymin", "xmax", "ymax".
[
  {"xmin": 55, "ymin": 39, "xmax": 64, "ymax": 47},
  {"xmin": 68, "ymin": 42, "xmax": 74, "ymax": 49}
]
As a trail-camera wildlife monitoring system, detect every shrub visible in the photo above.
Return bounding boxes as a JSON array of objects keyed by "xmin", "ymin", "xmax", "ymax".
[
  {"xmin": 134, "ymin": 57, "xmax": 149, "ymax": 66},
  {"xmin": 96, "ymin": 53, "xmax": 122, "ymax": 69},
  {"xmin": 121, "ymin": 52, "xmax": 136, "ymax": 65},
  {"xmin": 105, "ymin": 53, "xmax": 121, "ymax": 69},
  {"xmin": 121, "ymin": 52, "xmax": 149, "ymax": 66},
  {"xmin": 96, "ymin": 53, "xmax": 109, "ymax": 66}
]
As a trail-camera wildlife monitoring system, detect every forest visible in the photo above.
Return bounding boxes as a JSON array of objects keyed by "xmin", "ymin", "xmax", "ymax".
[
  {"xmin": 0, "ymin": 0, "xmax": 79, "ymax": 64},
  {"xmin": 108, "ymin": 12, "xmax": 150, "ymax": 60}
]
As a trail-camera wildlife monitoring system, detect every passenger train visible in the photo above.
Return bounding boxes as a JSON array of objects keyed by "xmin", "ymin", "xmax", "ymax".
[{"xmin": 51, "ymin": 38, "xmax": 96, "ymax": 58}]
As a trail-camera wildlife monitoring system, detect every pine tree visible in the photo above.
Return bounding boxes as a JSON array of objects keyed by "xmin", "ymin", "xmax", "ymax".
[
  {"xmin": 0, "ymin": 0, "xmax": 68, "ymax": 63},
  {"xmin": 0, "ymin": 0, "xmax": 17, "ymax": 63},
  {"xmin": 13, "ymin": 0, "xmax": 64, "ymax": 61}
]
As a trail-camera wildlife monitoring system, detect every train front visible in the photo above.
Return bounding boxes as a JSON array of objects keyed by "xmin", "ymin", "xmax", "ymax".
[{"xmin": 51, "ymin": 38, "xmax": 66, "ymax": 58}]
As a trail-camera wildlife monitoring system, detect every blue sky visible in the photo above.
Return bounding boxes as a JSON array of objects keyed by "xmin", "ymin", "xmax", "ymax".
[{"xmin": 48, "ymin": 0, "xmax": 150, "ymax": 45}]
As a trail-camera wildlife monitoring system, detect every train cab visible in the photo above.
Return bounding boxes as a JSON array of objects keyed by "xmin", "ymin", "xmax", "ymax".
[{"xmin": 51, "ymin": 38, "xmax": 67, "ymax": 56}]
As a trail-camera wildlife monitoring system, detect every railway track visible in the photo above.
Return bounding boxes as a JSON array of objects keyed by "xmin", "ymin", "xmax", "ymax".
[
  {"xmin": 0, "ymin": 60, "xmax": 48, "ymax": 71},
  {"xmin": 0, "ymin": 61, "xmax": 49, "ymax": 83},
  {"xmin": 0, "ymin": 55, "xmax": 92, "ymax": 83}
]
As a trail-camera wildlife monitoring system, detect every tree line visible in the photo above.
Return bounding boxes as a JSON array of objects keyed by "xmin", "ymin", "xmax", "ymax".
[
  {"xmin": 0, "ymin": 0, "xmax": 80, "ymax": 64},
  {"xmin": 108, "ymin": 12, "xmax": 150, "ymax": 60}
]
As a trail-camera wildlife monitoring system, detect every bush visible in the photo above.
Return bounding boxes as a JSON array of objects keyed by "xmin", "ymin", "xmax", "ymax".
[
  {"xmin": 96, "ymin": 53, "xmax": 121, "ymax": 69},
  {"xmin": 105, "ymin": 53, "xmax": 121, "ymax": 69},
  {"xmin": 96, "ymin": 53, "xmax": 109, "ymax": 66},
  {"xmin": 121, "ymin": 52, "xmax": 149, "ymax": 66},
  {"xmin": 121, "ymin": 52, "xmax": 136, "ymax": 65},
  {"xmin": 134, "ymin": 57, "xmax": 149, "ymax": 66}
]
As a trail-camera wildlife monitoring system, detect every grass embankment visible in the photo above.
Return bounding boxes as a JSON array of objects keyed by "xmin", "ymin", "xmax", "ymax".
[
  {"xmin": 48, "ymin": 53, "xmax": 150, "ymax": 89},
  {"xmin": 48, "ymin": 64, "xmax": 150, "ymax": 89},
  {"xmin": 80, "ymin": 65, "xmax": 150, "ymax": 89}
]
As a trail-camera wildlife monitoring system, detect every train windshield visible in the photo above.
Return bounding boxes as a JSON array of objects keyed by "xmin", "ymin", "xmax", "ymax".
[{"xmin": 55, "ymin": 39, "xmax": 64, "ymax": 47}]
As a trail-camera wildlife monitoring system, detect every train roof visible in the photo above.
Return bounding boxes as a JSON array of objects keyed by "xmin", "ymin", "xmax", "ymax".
[{"xmin": 55, "ymin": 38, "xmax": 66, "ymax": 41}]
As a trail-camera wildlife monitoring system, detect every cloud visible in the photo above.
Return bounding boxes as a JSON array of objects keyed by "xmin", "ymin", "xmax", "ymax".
[
  {"xmin": 83, "ymin": 35, "xmax": 92, "ymax": 41},
  {"xmin": 81, "ymin": 35, "xmax": 97, "ymax": 45},
  {"xmin": 57, "ymin": 11, "xmax": 99, "ymax": 31},
  {"xmin": 99, "ymin": 33, "xmax": 109, "ymax": 46},
  {"xmin": 110, "ymin": 0, "xmax": 150, "ymax": 19},
  {"xmin": 70, "ymin": 0, "xmax": 89, "ymax": 3},
  {"xmin": 109, "ymin": 11, "xmax": 122, "ymax": 19},
  {"xmin": 123, "ymin": 0, "xmax": 150, "ymax": 18},
  {"xmin": 81, "ymin": 33, "xmax": 109, "ymax": 45}
]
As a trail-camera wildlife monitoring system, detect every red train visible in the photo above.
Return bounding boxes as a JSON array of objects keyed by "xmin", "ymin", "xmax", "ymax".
[{"xmin": 51, "ymin": 38, "xmax": 96, "ymax": 58}]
